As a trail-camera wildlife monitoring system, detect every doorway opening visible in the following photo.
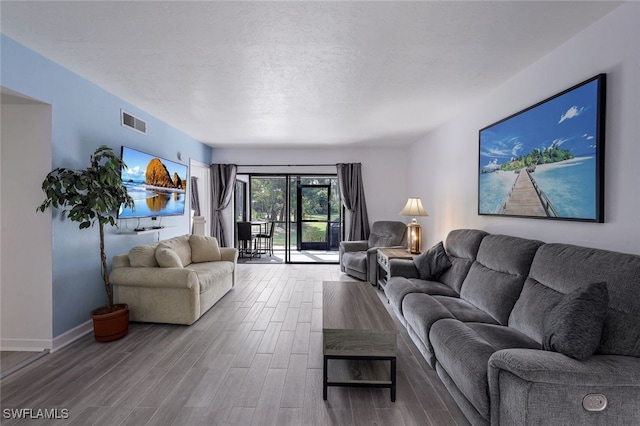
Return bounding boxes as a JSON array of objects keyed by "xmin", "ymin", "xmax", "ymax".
[{"xmin": 239, "ymin": 174, "xmax": 343, "ymax": 263}]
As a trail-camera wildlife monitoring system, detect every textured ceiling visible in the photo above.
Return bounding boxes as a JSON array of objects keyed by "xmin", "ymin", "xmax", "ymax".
[{"xmin": 0, "ymin": 1, "xmax": 621, "ymax": 148}]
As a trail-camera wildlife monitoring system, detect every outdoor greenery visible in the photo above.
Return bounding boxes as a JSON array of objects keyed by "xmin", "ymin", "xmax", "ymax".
[
  {"xmin": 500, "ymin": 142, "xmax": 574, "ymax": 172},
  {"xmin": 251, "ymin": 177, "xmax": 287, "ymax": 222},
  {"xmin": 249, "ymin": 176, "xmax": 342, "ymax": 247}
]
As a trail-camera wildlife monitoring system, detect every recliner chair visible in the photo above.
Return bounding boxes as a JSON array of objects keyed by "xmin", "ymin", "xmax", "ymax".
[{"xmin": 339, "ymin": 221, "xmax": 407, "ymax": 285}]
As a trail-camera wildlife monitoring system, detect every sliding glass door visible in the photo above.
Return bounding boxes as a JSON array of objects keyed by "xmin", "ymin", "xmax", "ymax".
[
  {"xmin": 247, "ymin": 174, "xmax": 343, "ymax": 263},
  {"xmin": 297, "ymin": 182, "xmax": 330, "ymax": 250}
]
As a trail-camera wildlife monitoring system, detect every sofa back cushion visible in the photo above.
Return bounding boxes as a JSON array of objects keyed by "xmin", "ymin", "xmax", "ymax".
[
  {"xmin": 460, "ymin": 234, "xmax": 542, "ymax": 325},
  {"xmin": 155, "ymin": 246, "xmax": 184, "ymax": 268},
  {"xmin": 128, "ymin": 243, "xmax": 160, "ymax": 267},
  {"xmin": 509, "ymin": 243, "xmax": 640, "ymax": 357},
  {"xmin": 190, "ymin": 235, "xmax": 222, "ymax": 263},
  {"xmin": 439, "ymin": 229, "xmax": 488, "ymax": 293},
  {"xmin": 437, "ymin": 229, "xmax": 488, "ymax": 293},
  {"xmin": 156, "ymin": 235, "xmax": 192, "ymax": 266},
  {"xmin": 368, "ymin": 221, "xmax": 407, "ymax": 248}
]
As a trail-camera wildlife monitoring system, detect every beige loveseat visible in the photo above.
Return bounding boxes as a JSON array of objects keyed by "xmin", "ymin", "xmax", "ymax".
[{"xmin": 111, "ymin": 235, "xmax": 238, "ymax": 325}]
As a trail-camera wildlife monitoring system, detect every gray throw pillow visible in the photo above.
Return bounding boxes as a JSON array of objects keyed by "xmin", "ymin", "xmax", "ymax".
[
  {"xmin": 413, "ymin": 241, "xmax": 452, "ymax": 280},
  {"xmin": 543, "ymin": 282, "xmax": 609, "ymax": 360}
]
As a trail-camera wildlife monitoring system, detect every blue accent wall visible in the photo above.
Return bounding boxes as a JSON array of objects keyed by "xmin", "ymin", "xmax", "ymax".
[{"xmin": 1, "ymin": 34, "xmax": 212, "ymax": 337}]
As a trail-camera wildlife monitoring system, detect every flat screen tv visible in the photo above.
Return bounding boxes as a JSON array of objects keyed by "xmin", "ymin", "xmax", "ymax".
[{"xmin": 118, "ymin": 146, "xmax": 188, "ymax": 219}]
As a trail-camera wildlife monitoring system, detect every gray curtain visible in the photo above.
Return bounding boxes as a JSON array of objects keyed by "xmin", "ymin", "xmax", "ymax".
[
  {"xmin": 190, "ymin": 176, "xmax": 201, "ymax": 216},
  {"xmin": 211, "ymin": 164, "xmax": 237, "ymax": 246},
  {"xmin": 336, "ymin": 163, "xmax": 370, "ymax": 241},
  {"xmin": 190, "ymin": 176, "xmax": 201, "ymax": 234}
]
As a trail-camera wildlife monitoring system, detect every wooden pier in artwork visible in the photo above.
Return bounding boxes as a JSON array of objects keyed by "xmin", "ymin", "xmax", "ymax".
[{"xmin": 499, "ymin": 169, "xmax": 559, "ymax": 217}]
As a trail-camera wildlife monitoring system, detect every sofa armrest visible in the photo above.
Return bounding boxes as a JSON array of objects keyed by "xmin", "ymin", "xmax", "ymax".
[
  {"xmin": 340, "ymin": 241, "xmax": 369, "ymax": 253},
  {"xmin": 389, "ymin": 258, "xmax": 419, "ymax": 279},
  {"xmin": 339, "ymin": 241, "xmax": 369, "ymax": 272},
  {"xmin": 488, "ymin": 348, "xmax": 640, "ymax": 425},
  {"xmin": 220, "ymin": 247, "xmax": 239, "ymax": 263},
  {"xmin": 112, "ymin": 253, "xmax": 131, "ymax": 268},
  {"xmin": 110, "ymin": 267, "xmax": 199, "ymax": 290}
]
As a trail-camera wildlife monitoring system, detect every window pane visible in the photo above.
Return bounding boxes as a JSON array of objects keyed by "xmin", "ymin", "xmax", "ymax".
[{"xmin": 251, "ymin": 177, "xmax": 286, "ymax": 222}]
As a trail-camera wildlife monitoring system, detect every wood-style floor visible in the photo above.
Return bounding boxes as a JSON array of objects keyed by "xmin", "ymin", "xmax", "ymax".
[
  {"xmin": 1, "ymin": 352, "xmax": 44, "ymax": 376},
  {"xmin": 0, "ymin": 264, "xmax": 469, "ymax": 426}
]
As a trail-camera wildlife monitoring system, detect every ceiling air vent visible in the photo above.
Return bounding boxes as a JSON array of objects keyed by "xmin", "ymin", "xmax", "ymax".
[{"xmin": 121, "ymin": 110, "xmax": 147, "ymax": 134}]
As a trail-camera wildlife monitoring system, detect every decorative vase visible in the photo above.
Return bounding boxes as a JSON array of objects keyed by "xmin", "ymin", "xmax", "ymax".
[{"xmin": 91, "ymin": 303, "xmax": 129, "ymax": 342}]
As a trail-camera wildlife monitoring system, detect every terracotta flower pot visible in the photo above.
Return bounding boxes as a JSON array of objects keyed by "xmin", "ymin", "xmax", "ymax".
[{"xmin": 91, "ymin": 303, "xmax": 129, "ymax": 342}]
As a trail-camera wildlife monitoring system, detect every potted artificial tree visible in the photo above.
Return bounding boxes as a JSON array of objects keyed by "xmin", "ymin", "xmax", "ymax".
[{"xmin": 38, "ymin": 145, "xmax": 135, "ymax": 342}]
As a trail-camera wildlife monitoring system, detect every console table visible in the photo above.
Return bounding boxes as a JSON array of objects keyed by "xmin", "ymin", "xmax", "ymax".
[{"xmin": 376, "ymin": 247, "xmax": 414, "ymax": 290}]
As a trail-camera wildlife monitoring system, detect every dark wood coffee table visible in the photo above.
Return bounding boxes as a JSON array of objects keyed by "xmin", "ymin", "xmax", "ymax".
[{"xmin": 322, "ymin": 280, "xmax": 398, "ymax": 401}]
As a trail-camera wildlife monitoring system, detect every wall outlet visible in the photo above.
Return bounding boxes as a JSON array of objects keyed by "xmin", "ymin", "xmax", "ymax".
[{"xmin": 583, "ymin": 394, "xmax": 607, "ymax": 412}]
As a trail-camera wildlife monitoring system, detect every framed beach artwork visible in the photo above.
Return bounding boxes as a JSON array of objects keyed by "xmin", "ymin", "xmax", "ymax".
[{"xmin": 478, "ymin": 74, "xmax": 606, "ymax": 222}]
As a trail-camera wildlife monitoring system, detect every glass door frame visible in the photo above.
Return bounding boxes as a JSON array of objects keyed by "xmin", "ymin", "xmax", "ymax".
[
  {"xmin": 296, "ymin": 181, "xmax": 331, "ymax": 251},
  {"xmin": 247, "ymin": 173, "xmax": 344, "ymax": 264}
]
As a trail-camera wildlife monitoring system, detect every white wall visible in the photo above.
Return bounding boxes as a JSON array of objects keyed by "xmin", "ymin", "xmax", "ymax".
[
  {"xmin": 189, "ymin": 159, "xmax": 211, "ymax": 237},
  {"xmin": 408, "ymin": 2, "xmax": 640, "ymax": 254},
  {"xmin": 212, "ymin": 147, "xmax": 409, "ymax": 242},
  {"xmin": 1, "ymin": 98, "xmax": 53, "ymax": 350}
]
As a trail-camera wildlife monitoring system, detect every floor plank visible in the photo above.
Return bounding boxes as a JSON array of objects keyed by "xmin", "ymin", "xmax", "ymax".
[{"xmin": 0, "ymin": 263, "xmax": 468, "ymax": 425}]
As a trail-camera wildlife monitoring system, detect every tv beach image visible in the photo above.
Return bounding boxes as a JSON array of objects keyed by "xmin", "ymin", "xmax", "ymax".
[
  {"xmin": 479, "ymin": 77, "xmax": 602, "ymax": 221},
  {"xmin": 118, "ymin": 147, "xmax": 188, "ymax": 218}
]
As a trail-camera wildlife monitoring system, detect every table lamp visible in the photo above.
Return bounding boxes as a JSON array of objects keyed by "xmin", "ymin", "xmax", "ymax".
[{"xmin": 400, "ymin": 197, "xmax": 428, "ymax": 254}]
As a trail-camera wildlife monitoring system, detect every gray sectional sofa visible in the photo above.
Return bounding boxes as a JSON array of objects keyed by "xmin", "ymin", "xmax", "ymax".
[{"xmin": 385, "ymin": 229, "xmax": 640, "ymax": 425}]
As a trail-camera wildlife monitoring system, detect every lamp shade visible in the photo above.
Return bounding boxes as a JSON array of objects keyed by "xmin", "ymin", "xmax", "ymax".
[{"xmin": 400, "ymin": 197, "xmax": 428, "ymax": 217}]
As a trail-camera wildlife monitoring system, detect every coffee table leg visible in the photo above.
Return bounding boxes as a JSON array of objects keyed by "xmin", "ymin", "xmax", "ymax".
[
  {"xmin": 391, "ymin": 357, "xmax": 396, "ymax": 402},
  {"xmin": 323, "ymin": 355, "xmax": 328, "ymax": 400}
]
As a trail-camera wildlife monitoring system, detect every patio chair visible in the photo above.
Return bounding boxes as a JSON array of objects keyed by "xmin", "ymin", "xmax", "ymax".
[
  {"xmin": 256, "ymin": 221, "xmax": 275, "ymax": 256},
  {"xmin": 237, "ymin": 221, "xmax": 256, "ymax": 258}
]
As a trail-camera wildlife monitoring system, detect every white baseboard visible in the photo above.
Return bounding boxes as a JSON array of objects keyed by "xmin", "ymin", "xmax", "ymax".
[
  {"xmin": 0, "ymin": 321, "xmax": 92, "ymax": 379},
  {"xmin": 0, "ymin": 338, "xmax": 52, "ymax": 352},
  {"xmin": 51, "ymin": 320, "xmax": 93, "ymax": 353},
  {"xmin": 1, "ymin": 320, "xmax": 92, "ymax": 353}
]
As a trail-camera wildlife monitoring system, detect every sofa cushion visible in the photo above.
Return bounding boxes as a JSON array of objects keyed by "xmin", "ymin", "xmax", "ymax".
[
  {"xmin": 157, "ymin": 235, "xmax": 192, "ymax": 266},
  {"xmin": 128, "ymin": 244, "xmax": 159, "ymax": 267},
  {"xmin": 460, "ymin": 234, "xmax": 542, "ymax": 325},
  {"xmin": 385, "ymin": 276, "xmax": 458, "ymax": 315},
  {"xmin": 430, "ymin": 319, "xmax": 540, "ymax": 421},
  {"xmin": 413, "ymin": 241, "xmax": 452, "ymax": 280},
  {"xmin": 438, "ymin": 229, "xmax": 488, "ymax": 293},
  {"xmin": 432, "ymin": 296, "xmax": 501, "ymax": 325},
  {"xmin": 543, "ymin": 282, "xmax": 609, "ymax": 360},
  {"xmin": 513, "ymin": 243, "xmax": 640, "ymax": 357},
  {"xmin": 187, "ymin": 262, "xmax": 236, "ymax": 294},
  {"xmin": 402, "ymin": 293, "xmax": 499, "ymax": 366},
  {"xmin": 155, "ymin": 246, "xmax": 183, "ymax": 268},
  {"xmin": 189, "ymin": 235, "xmax": 222, "ymax": 263},
  {"xmin": 508, "ymin": 277, "xmax": 561, "ymax": 344}
]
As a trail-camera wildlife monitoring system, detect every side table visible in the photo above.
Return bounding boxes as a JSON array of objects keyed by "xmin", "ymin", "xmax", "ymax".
[{"xmin": 376, "ymin": 247, "xmax": 414, "ymax": 290}]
